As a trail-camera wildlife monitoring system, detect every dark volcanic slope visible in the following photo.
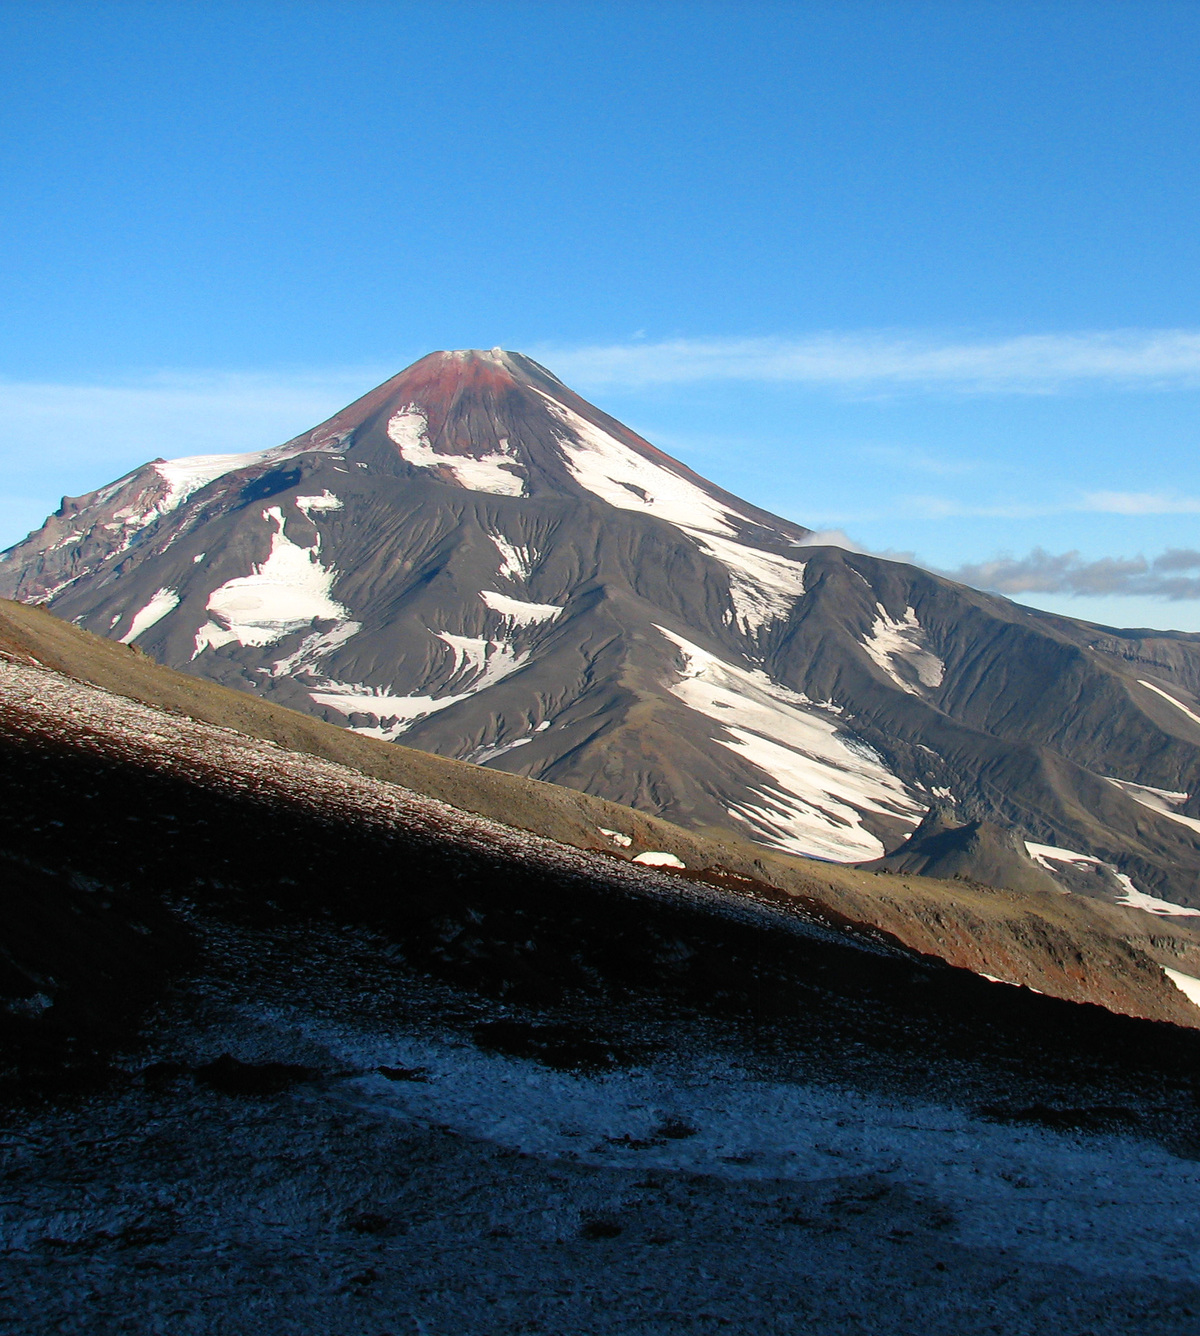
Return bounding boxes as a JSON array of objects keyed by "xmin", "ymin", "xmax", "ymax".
[
  {"xmin": 6, "ymin": 648, "xmax": 1200, "ymax": 1081},
  {"xmin": 5, "ymin": 349, "xmax": 1200, "ymax": 912},
  {"xmin": 5, "ymin": 597, "xmax": 1200, "ymax": 1026}
]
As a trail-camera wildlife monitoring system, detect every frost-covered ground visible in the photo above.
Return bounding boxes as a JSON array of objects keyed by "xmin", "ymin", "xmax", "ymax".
[{"xmin": 3, "ymin": 915, "xmax": 1200, "ymax": 1335}]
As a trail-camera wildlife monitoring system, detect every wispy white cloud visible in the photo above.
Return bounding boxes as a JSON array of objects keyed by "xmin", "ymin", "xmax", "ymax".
[
  {"xmin": 899, "ymin": 495, "xmax": 1059, "ymax": 520},
  {"xmin": 793, "ymin": 528, "xmax": 866, "ymax": 552},
  {"xmin": 541, "ymin": 329, "xmax": 1200, "ymax": 393},
  {"xmin": 834, "ymin": 490, "xmax": 1200, "ymax": 522},
  {"xmin": 4, "ymin": 330, "xmax": 1200, "ymax": 495},
  {"xmin": 1082, "ymin": 491, "xmax": 1200, "ymax": 515}
]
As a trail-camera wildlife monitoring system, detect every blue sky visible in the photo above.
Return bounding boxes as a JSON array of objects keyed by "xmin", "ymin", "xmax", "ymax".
[{"xmin": 3, "ymin": 0, "xmax": 1200, "ymax": 628}]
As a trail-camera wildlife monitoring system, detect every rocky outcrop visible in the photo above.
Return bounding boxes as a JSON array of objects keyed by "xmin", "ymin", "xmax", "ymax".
[{"xmin": 863, "ymin": 807, "xmax": 1065, "ymax": 896}]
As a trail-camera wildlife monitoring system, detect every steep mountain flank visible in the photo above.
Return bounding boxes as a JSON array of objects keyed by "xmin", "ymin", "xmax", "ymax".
[
  {"xmin": 4, "ymin": 349, "xmax": 1200, "ymax": 914},
  {"xmin": 4, "ymin": 598, "xmax": 1200, "ymax": 1028}
]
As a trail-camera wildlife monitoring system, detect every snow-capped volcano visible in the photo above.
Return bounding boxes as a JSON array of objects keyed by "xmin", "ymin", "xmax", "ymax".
[
  {"xmin": 7, "ymin": 349, "xmax": 1200, "ymax": 908},
  {"xmin": 265, "ymin": 346, "xmax": 818, "ymax": 638}
]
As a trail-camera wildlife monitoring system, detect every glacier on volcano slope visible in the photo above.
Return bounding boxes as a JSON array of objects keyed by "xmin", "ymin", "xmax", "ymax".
[
  {"xmin": 540, "ymin": 391, "xmax": 808, "ymax": 634},
  {"xmin": 138, "ymin": 436, "xmax": 347, "ymax": 530},
  {"xmin": 479, "ymin": 589, "xmax": 563, "ymax": 626},
  {"xmin": 294, "ymin": 490, "xmax": 343, "ymax": 518},
  {"xmin": 193, "ymin": 506, "xmax": 350, "ymax": 655},
  {"xmin": 1104, "ymin": 775, "xmax": 1200, "ymax": 836},
  {"xmin": 308, "ymin": 633, "xmax": 530, "ymax": 742},
  {"xmin": 1139, "ymin": 679, "xmax": 1200, "ymax": 729},
  {"xmin": 860, "ymin": 604, "xmax": 945, "ymax": 695},
  {"xmin": 269, "ymin": 620, "xmax": 362, "ymax": 678},
  {"xmin": 386, "ymin": 406, "xmax": 527, "ymax": 497},
  {"xmin": 656, "ymin": 625, "xmax": 925, "ymax": 860},
  {"xmin": 119, "ymin": 587, "xmax": 180, "ymax": 644},
  {"xmin": 488, "ymin": 531, "xmax": 537, "ymax": 581},
  {"xmin": 1026, "ymin": 842, "xmax": 1200, "ymax": 918}
]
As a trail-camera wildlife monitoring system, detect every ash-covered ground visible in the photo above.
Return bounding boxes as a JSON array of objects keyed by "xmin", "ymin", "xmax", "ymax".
[{"xmin": 4, "ymin": 911, "xmax": 1200, "ymax": 1335}]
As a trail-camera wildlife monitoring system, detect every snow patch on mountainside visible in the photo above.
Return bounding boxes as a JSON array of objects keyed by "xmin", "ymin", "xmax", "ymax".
[
  {"xmin": 269, "ymin": 620, "xmax": 362, "ymax": 677},
  {"xmin": 633, "ymin": 850, "xmax": 687, "ymax": 868},
  {"xmin": 306, "ymin": 683, "xmax": 469, "ymax": 741},
  {"xmin": 540, "ymin": 392, "xmax": 739, "ymax": 535},
  {"xmin": 436, "ymin": 632, "xmax": 532, "ymax": 693},
  {"xmin": 3, "ymin": 440, "xmax": 341, "ymax": 593},
  {"xmin": 44, "ymin": 531, "xmax": 83, "ymax": 552},
  {"xmin": 387, "ymin": 407, "xmax": 526, "ymax": 497},
  {"xmin": 463, "ymin": 736, "xmax": 534, "ymax": 765},
  {"xmin": 310, "ymin": 635, "xmax": 530, "ymax": 741},
  {"xmin": 155, "ymin": 453, "xmax": 268, "ymax": 511},
  {"xmin": 701, "ymin": 531, "xmax": 808, "ymax": 633},
  {"xmin": 295, "ymin": 491, "xmax": 343, "ymax": 518},
  {"xmin": 489, "ymin": 532, "xmax": 535, "ymax": 581},
  {"xmin": 1138, "ymin": 679, "xmax": 1200, "ymax": 729},
  {"xmin": 432, "ymin": 633, "xmax": 489, "ymax": 678},
  {"xmin": 655, "ymin": 626, "xmax": 925, "ymax": 861},
  {"xmin": 106, "ymin": 499, "xmax": 161, "ymax": 537},
  {"xmin": 861, "ymin": 606, "xmax": 945, "ymax": 694},
  {"xmin": 1026, "ymin": 842, "xmax": 1200, "ymax": 917},
  {"xmin": 155, "ymin": 438, "xmax": 338, "ymax": 513},
  {"xmin": 1164, "ymin": 967, "xmax": 1200, "ymax": 1008},
  {"xmin": 479, "ymin": 590, "xmax": 563, "ymax": 626},
  {"xmin": 1110, "ymin": 873, "xmax": 1200, "ymax": 917},
  {"xmin": 1105, "ymin": 776, "xmax": 1200, "ymax": 836},
  {"xmin": 119, "ymin": 587, "xmax": 179, "ymax": 643},
  {"xmin": 193, "ymin": 506, "xmax": 350, "ymax": 655},
  {"xmin": 1026, "ymin": 843, "xmax": 1104, "ymax": 869},
  {"xmin": 540, "ymin": 392, "xmax": 807, "ymax": 633},
  {"xmin": 437, "ymin": 633, "xmax": 493, "ymax": 679}
]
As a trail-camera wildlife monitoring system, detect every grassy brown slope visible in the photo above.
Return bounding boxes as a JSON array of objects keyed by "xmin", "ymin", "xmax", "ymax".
[{"xmin": 4, "ymin": 597, "xmax": 1199, "ymax": 1026}]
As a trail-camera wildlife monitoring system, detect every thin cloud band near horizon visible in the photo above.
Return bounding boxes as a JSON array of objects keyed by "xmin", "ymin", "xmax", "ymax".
[
  {"xmin": 7, "ymin": 325, "xmax": 1200, "ymax": 418},
  {"xmin": 542, "ymin": 329, "xmax": 1200, "ymax": 392}
]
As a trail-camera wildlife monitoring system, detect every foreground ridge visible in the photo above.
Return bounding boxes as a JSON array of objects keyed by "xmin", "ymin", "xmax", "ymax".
[
  {"xmin": 6, "ymin": 634, "xmax": 1200, "ymax": 1331},
  {"xmin": 3, "ymin": 597, "xmax": 1199, "ymax": 1028}
]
